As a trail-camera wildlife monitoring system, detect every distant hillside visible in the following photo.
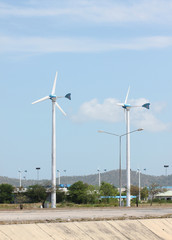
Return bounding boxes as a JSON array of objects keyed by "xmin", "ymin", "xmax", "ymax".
[{"xmin": 1, "ymin": 170, "xmax": 172, "ymax": 188}]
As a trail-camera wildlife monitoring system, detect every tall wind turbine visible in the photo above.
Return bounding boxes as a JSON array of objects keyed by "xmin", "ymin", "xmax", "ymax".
[
  {"xmin": 117, "ymin": 87, "xmax": 150, "ymax": 207},
  {"xmin": 32, "ymin": 72, "xmax": 71, "ymax": 208}
]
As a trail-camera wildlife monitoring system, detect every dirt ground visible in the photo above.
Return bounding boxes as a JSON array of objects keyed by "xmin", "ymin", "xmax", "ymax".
[{"xmin": 0, "ymin": 205, "xmax": 172, "ymax": 224}]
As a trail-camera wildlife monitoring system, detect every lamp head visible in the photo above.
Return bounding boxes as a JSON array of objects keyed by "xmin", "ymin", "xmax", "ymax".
[
  {"xmin": 98, "ymin": 130, "xmax": 104, "ymax": 133},
  {"xmin": 137, "ymin": 128, "xmax": 144, "ymax": 131}
]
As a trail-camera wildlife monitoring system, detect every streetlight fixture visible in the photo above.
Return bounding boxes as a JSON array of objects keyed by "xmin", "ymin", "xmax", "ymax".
[
  {"xmin": 36, "ymin": 167, "xmax": 41, "ymax": 181},
  {"xmin": 98, "ymin": 128, "xmax": 143, "ymax": 207},
  {"xmin": 57, "ymin": 170, "xmax": 61, "ymax": 185},
  {"xmin": 164, "ymin": 165, "xmax": 169, "ymax": 176}
]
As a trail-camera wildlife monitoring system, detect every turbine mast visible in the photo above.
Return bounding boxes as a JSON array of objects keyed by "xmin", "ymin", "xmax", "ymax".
[
  {"xmin": 51, "ymin": 99, "xmax": 56, "ymax": 208},
  {"xmin": 126, "ymin": 109, "xmax": 130, "ymax": 207}
]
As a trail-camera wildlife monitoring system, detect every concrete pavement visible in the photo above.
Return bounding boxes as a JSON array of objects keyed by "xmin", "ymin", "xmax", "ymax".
[{"xmin": 0, "ymin": 206, "xmax": 172, "ymax": 223}]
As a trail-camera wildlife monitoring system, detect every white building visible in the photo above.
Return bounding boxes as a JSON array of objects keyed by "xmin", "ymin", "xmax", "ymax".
[{"xmin": 155, "ymin": 190, "xmax": 172, "ymax": 201}]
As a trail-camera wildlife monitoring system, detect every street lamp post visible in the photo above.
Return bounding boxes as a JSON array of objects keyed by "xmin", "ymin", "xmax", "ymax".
[
  {"xmin": 63, "ymin": 170, "xmax": 67, "ymax": 185},
  {"xmin": 98, "ymin": 128, "xmax": 143, "ymax": 207},
  {"xmin": 164, "ymin": 165, "xmax": 169, "ymax": 176},
  {"xmin": 24, "ymin": 170, "xmax": 27, "ymax": 180},
  {"xmin": 57, "ymin": 170, "xmax": 61, "ymax": 185},
  {"xmin": 24, "ymin": 170, "xmax": 27, "ymax": 187},
  {"xmin": 18, "ymin": 170, "xmax": 22, "ymax": 188},
  {"xmin": 97, "ymin": 169, "xmax": 101, "ymax": 187},
  {"xmin": 137, "ymin": 169, "xmax": 141, "ymax": 201},
  {"xmin": 36, "ymin": 167, "xmax": 41, "ymax": 181}
]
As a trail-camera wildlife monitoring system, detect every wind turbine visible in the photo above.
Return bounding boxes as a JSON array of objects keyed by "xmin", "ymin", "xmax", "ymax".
[
  {"xmin": 32, "ymin": 72, "xmax": 71, "ymax": 208},
  {"xmin": 117, "ymin": 87, "xmax": 150, "ymax": 207}
]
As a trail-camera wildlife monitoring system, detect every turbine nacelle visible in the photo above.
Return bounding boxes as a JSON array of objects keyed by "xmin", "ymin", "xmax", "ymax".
[
  {"xmin": 49, "ymin": 95, "xmax": 57, "ymax": 101},
  {"xmin": 122, "ymin": 104, "xmax": 131, "ymax": 109}
]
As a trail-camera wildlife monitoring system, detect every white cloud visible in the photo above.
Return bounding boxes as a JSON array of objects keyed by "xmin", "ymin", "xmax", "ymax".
[
  {"xmin": 72, "ymin": 98, "xmax": 169, "ymax": 132},
  {"xmin": 71, "ymin": 98, "xmax": 123, "ymax": 123},
  {"xmin": 150, "ymin": 102, "xmax": 167, "ymax": 113},
  {"xmin": 1, "ymin": 0, "xmax": 172, "ymax": 24},
  {"xmin": 129, "ymin": 99, "xmax": 168, "ymax": 132},
  {"xmin": 1, "ymin": 35, "xmax": 172, "ymax": 54},
  {"xmin": 132, "ymin": 110, "xmax": 168, "ymax": 132}
]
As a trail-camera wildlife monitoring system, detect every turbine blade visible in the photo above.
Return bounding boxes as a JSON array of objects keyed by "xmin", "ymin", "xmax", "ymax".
[
  {"xmin": 129, "ymin": 103, "xmax": 150, "ymax": 109},
  {"xmin": 65, "ymin": 93, "xmax": 71, "ymax": 100},
  {"xmin": 32, "ymin": 96, "xmax": 49, "ymax": 104},
  {"xmin": 116, "ymin": 103, "xmax": 124, "ymax": 106},
  {"xmin": 55, "ymin": 102, "xmax": 66, "ymax": 116},
  {"xmin": 51, "ymin": 72, "xmax": 58, "ymax": 95},
  {"xmin": 124, "ymin": 86, "xmax": 130, "ymax": 104},
  {"xmin": 129, "ymin": 105, "xmax": 142, "ymax": 108},
  {"xmin": 142, "ymin": 103, "xmax": 150, "ymax": 109}
]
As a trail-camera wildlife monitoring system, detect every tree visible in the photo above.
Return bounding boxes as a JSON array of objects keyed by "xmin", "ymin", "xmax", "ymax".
[
  {"xmin": 56, "ymin": 188, "xmax": 66, "ymax": 203},
  {"xmin": 100, "ymin": 182, "xmax": 118, "ymax": 196},
  {"xmin": 99, "ymin": 182, "xmax": 118, "ymax": 203},
  {"xmin": 26, "ymin": 185, "xmax": 47, "ymax": 203},
  {"xmin": 15, "ymin": 193, "xmax": 29, "ymax": 203},
  {"xmin": 141, "ymin": 187, "xmax": 148, "ymax": 200},
  {"xmin": 130, "ymin": 185, "xmax": 139, "ymax": 196},
  {"xmin": 87, "ymin": 185, "xmax": 99, "ymax": 204},
  {"xmin": 148, "ymin": 183, "xmax": 165, "ymax": 206},
  {"xmin": 68, "ymin": 181, "xmax": 89, "ymax": 204},
  {"xmin": 0, "ymin": 183, "xmax": 14, "ymax": 203}
]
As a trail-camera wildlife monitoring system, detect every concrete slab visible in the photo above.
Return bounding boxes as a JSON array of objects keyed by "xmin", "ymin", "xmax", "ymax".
[
  {"xmin": 108, "ymin": 219, "xmax": 162, "ymax": 240},
  {"xmin": 74, "ymin": 221, "xmax": 128, "ymax": 240},
  {"xmin": 0, "ymin": 224, "xmax": 53, "ymax": 240},
  {"xmin": 0, "ymin": 218, "xmax": 172, "ymax": 240},
  {"xmin": 0, "ymin": 230, "xmax": 10, "ymax": 240},
  {"xmin": 37, "ymin": 222, "xmax": 93, "ymax": 240},
  {"xmin": 139, "ymin": 218, "xmax": 172, "ymax": 240},
  {"xmin": 165, "ymin": 218, "xmax": 172, "ymax": 225}
]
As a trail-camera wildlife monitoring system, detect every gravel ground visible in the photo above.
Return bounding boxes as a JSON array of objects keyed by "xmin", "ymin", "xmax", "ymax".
[{"xmin": 0, "ymin": 206, "xmax": 172, "ymax": 224}]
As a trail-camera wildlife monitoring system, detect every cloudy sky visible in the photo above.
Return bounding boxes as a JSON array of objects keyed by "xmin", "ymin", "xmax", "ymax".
[{"xmin": 0, "ymin": 0, "xmax": 172, "ymax": 182}]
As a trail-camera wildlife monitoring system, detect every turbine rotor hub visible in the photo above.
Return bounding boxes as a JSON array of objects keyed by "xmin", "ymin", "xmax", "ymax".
[
  {"xmin": 49, "ymin": 95, "xmax": 57, "ymax": 102},
  {"xmin": 122, "ymin": 104, "xmax": 131, "ymax": 109}
]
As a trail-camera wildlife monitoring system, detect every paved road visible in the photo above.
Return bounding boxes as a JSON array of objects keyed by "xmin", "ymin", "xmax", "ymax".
[{"xmin": 0, "ymin": 207, "xmax": 172, "ymax": 223}]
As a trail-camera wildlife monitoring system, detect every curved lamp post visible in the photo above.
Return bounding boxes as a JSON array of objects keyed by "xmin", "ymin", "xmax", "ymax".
[
  {"xmin": 98, "ymin": 128, "xmax": 143, "ymax": 207},
  {"xmin": 57, "ymin": 170, "xmax": 61, "ymax": 185},
  {"xmin": 36, "ymin": 167, "xmax": 41, "ymax": 181}
]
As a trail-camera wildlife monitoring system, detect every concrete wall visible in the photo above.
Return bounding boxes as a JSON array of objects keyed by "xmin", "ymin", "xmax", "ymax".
[{"xmin": 0, "ymin": 218, "xmax": 172, "ymax": 239}]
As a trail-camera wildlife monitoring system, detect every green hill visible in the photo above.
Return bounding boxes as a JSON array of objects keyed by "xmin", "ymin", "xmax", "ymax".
[{"xmin": 1, "ymin": 170, "xmax": 171, "ymax": 188}]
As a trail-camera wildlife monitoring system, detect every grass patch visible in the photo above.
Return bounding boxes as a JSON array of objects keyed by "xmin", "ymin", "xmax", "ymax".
[
  {"xmin": 0, "ymin": 203, "xmax": 42, "ymax": 210},
  {"xmin": 1, "ymin": 202, "xmax": 172, "ymax": 210}
]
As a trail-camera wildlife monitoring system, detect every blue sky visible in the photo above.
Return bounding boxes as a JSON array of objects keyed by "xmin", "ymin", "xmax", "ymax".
[{"xmin": 0, "ymin": 0, "xmax": 172, "ymax": 181}]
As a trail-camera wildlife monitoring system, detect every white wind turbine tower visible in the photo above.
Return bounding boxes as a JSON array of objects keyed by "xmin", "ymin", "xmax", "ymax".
[
  {"xmin": 117, "ymin": 87, "xmax": 150, "ymax": 207},
  {"xmin": 32, "ymin": 72, "xmax": 71, "ymax": 208}
]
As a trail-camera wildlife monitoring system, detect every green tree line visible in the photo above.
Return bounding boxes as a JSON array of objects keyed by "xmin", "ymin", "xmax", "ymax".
[{"xmin": 0, "ymin": 182, "xmax": 165, "ymax": 206}]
